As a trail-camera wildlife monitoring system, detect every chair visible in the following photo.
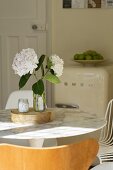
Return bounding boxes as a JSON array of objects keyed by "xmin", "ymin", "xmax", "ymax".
[
  {"xmin": 98, "ymin": 99, "xmax": 113, "ymax": 163},
  {"xmin": 0, "ymin": 138, "xmax": 99, "ymax": 170},
  {"xmin": 91, "ymin": 162, "xmax": 113, "ymax": 170},
  {"xmin": 5, "ymin": 90, "xmax": 33, "ymax": 109},
  {"xmin": 1, "ymin": 90, "xmax": 33, "ymax": 146}
]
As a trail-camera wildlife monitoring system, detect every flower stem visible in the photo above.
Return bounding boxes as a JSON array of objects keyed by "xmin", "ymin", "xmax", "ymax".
[
  {"xmin": 42, "ymin": 68, "xmax": 50, "ymax": 79},
  {"xmin": 33, "ymin": 70, "xmax": 38, "ymax": 81}
]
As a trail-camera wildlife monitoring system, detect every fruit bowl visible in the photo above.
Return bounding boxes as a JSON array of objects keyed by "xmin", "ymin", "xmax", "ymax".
[
  {"xmin": 73, "ymin": 50, "xmax": 105, "ymax": 66},
  {"xmin": 73, "ymin": 50, "xmax": 104, "ymax": 61}
]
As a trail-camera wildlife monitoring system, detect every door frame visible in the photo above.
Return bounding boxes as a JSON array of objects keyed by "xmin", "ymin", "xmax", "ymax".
[{"xmin": 46, "ymin": 0, "xmax": 53, "ymax": 107}]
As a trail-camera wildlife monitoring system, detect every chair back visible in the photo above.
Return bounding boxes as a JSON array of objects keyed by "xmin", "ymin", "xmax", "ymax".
[
  {"xmin": 98, "ymin": 99, "xmax": 113, "ymax": 163},
  {"xmin": 5, "ymin": 90, "xmax": 33, "ymax": 109},
  {"xmin": 0, "ymin": 138, "xmax": 99, "ymax": 170},
  {"xmin": 91, "ymin": 162, "xmax": 113, "ymax": 170},
  {"xmin": 99, "ymin": 99, "xmax": 113, "ymax": 144}
]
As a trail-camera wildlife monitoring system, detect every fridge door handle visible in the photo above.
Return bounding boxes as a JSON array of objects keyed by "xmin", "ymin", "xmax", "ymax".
[{"xmin": 55, "ymin": 103, "xmax": 79, "ymax": 109}]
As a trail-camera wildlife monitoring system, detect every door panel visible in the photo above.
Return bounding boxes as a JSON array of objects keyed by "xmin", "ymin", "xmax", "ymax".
[
  {"xmin": 0, "ymin": 0, "xmax": 47, "ymax": 108},
  {"xmin": 0, "ymin": 0, "xmax": 39, "ymax": 18}
]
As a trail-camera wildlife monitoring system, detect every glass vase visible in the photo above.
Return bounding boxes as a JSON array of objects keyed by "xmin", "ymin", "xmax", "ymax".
[{"xmin": 33, "ymin": 92, "xmax": 46, "ymax": 112}]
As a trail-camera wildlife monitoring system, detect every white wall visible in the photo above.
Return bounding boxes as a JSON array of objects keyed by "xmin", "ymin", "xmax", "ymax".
[{"xmin": 51, "ymin": 0, "xmax": 113, "ymax": 65}]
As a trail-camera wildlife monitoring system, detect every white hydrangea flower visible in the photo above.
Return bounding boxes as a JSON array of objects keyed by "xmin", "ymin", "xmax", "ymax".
[
  {"xmin": 49, "ymin": 54, "xmax": 64, "ymax": 77},
  {"xmin": 12, "ymin": 48, "xmax": 39, "ymax": 77}
]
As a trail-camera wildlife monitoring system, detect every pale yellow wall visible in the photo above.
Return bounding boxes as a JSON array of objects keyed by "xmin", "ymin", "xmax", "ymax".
[{"xmin": 51, "ymin": 0, "xmax": 113, "ymax": 65}]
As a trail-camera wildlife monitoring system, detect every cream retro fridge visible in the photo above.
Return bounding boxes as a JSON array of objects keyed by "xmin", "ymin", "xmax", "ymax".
[{"xmin": 53, "ymin": 65, "xmax": 113, "ymax": 116}]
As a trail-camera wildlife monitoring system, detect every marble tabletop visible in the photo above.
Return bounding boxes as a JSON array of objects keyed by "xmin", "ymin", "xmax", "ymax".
[{"xmin": 0, "ymin": 108, "xmax": 106, "ymax": 140}]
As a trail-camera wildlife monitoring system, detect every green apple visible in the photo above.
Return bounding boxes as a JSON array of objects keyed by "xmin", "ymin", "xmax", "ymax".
[
  {"xmin": 85, "ymin": 55, "xmax": 92, "ymax": 60},
  {"xmin": 78, "ymin": 54, "xmax": 85, "ymax": 60}
]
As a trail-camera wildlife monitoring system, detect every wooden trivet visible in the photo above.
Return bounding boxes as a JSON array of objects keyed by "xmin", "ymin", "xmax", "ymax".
[{"xmin": 11, "ymin": 108, "xmax": 53, "ymax": 124}]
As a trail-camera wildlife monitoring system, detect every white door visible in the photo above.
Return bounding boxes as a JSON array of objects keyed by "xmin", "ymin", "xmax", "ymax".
[{"xmin": 0, "ymin": 0, "xmax": 47, "ymax": 109}]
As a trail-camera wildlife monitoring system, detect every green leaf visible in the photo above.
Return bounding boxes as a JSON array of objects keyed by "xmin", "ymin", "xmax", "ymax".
[
  {"xmin": 32, "ymin": 79, "xmax": 44, "ymax": 95},
  {"xmin": 35, "ymin": 55, "xmax": 45, "ymax": 71},
  {"xmin": 44, "ymin": 73, "xmax": 60, "ymax": 84},
  {"xmin": 41, "ymin": 64, "xmax": 44, "ymax": 76},
  {"xmin": 19, "ymin": 73, "xmax": 31, "ymax": 89}
]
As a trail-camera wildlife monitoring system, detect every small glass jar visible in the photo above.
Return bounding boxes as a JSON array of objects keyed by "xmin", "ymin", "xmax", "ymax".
[{"xmin": 18, "ymin": 98, "xmax": 29, "ymax": 112}]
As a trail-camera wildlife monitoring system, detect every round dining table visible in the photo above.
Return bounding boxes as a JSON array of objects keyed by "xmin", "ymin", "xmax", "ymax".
[{"xmin": 0, "ymin": 108, "xmax": 106, "ymax": 147}]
